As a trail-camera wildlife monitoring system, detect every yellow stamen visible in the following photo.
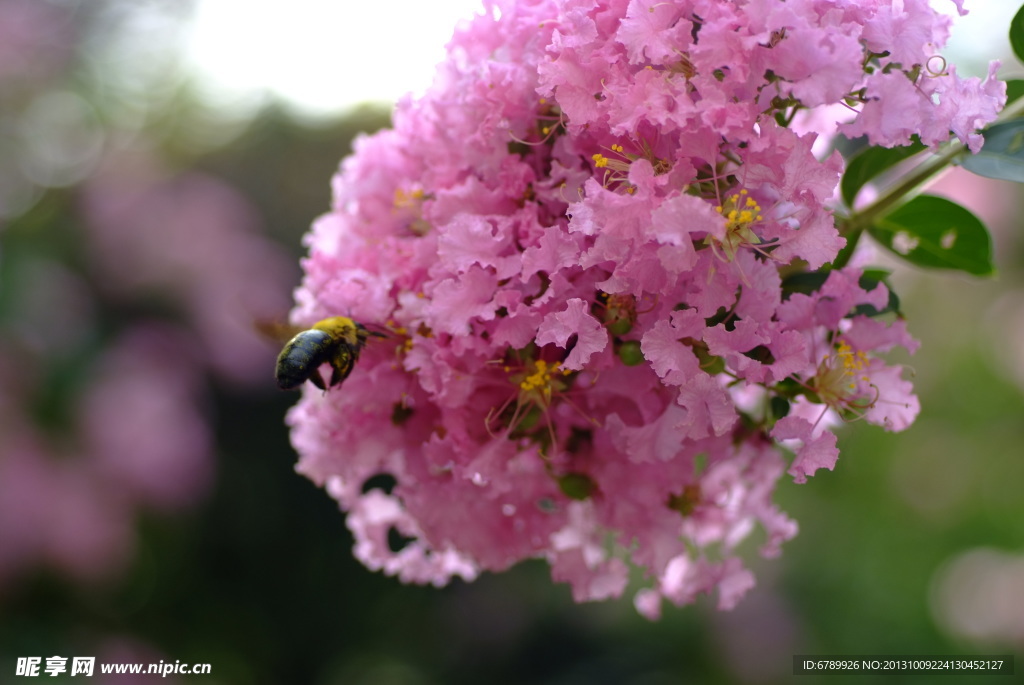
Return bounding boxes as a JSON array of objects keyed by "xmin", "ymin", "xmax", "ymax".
[{"xmin": 705, "ymin": 188, "xmax": 765, "ymax": 261}]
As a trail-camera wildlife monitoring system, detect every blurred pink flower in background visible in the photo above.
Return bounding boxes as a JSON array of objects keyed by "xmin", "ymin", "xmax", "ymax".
[
  {"xmin": 0, "ymin": 0, "xmax": 74, "ymax": 89},
  {"xmin": 82, "ymin": 148, "xmax": 297, "ymax": 385},
  {"xmin": 0, "ymin": 134, "xmax": 295, "ymax": 590},
  {"xmin": 712, "ymin": 578, "xmax": 802, "ymax": 684},
  {"xmin": 79, "ymin": 323, "xmax": 213, "ymax": 511},
  {"xmin": 0, "ymin": 430, "xmax": 134, "ymax": 586},
  {"xmin": 0, "ymin": 322, "xmax": 214, "ymax": 587}
]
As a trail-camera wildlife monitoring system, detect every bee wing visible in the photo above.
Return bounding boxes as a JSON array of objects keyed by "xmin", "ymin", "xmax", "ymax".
[
  {"xmin": 254, "ymin": 318, "xmax": 305, "ymax": 344},
  {"xmin": 364, "ymin": 323, "xmax": 392, "ymax": 339}
]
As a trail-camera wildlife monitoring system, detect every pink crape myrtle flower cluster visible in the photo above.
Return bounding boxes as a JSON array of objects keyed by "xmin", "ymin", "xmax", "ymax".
[{"xmin": 287, "ymin": 0, "xmax": 1004, "ymax": 617}]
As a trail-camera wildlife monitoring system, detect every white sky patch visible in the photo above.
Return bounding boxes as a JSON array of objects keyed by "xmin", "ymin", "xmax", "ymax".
[
  {"xmin": 184, "ymin": 0, "xmax": 485, "ymax": 118},
  {"xmin": 183, "ymin": 0, "xmax": 1018, "ymax": 119},
  {"xmin": 933, "ymin": 0, "xmax": 1017, "ymax": 77}
]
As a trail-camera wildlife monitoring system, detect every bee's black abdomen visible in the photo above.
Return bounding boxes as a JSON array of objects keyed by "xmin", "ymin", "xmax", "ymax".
[{"xmin": 275, "ymin": 329, "xmax": 335, "ymax": 390}]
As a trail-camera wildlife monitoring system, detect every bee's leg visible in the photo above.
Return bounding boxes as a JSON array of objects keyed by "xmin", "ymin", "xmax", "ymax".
[
  {"xmin": 328, "ymin": 364, "xmax": 343, "ymax": 388},
  {"xmin": 310, "ymin": 367, "xmax": 327, "ymax": 391},
  {"xmin": 329, "ymin": 347, "xmax": 354, "ymax": 387}
]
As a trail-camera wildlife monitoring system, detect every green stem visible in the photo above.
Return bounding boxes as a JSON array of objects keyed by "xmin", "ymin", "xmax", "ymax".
[
  {"xmin": 835, "ymin": 92, "xmax": 1024, "ymax": 267},
  {"xmin": 844, "ymin": 142, "xmax": 963, "ymax": 235}
]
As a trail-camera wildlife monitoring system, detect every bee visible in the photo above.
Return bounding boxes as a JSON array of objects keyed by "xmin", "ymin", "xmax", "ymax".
[{"xmin": 274, "ymin": 316, "xmax": 379, "ymax": 391}]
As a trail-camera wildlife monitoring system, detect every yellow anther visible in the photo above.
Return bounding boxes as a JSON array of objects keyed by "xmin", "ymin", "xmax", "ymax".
[
  {"xmin": 705, "ymin": 187, "xmax": 766, "ymax": 260},
  {"xmin": 394, "ymin": 187, "xmax": 427, "ymax": 211},
  {"xmin": 515, "ymin": 359, "xmax": 564, "ymax": 397}
]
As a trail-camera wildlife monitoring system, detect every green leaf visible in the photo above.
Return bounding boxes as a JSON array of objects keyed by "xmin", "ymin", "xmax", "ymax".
[
  {"xmin": 840, "ymin": 141, "xmax": 926, "ymax": 207},
  {"xmin": 769, "ymin": 396, "xmax": 791, "ymax": 421},
  {"xmin": 558, "ymin": 472, "xmax": 597, "ymax": 500},
  {"xmin": 1011, "ymin": 4, "xmax": 1024, "ymax": 65},
  {"xmin": 960, "ymin": 119, "xmax": 1024, "ymax": 184},
  {"xmin": 780, "ymin": 271, "xmax": 828, "ymax": 299},
  {"xmin": 868, "ymin": 195, "xmax": 994, "ymax": 276},
  {"xmin": 1007, "ymin": 79, "xmax": 1024, "ymax": 105}
]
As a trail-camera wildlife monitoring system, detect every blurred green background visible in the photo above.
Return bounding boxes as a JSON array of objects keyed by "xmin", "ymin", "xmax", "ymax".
[{"xmin": 1, "ymin": 1, "xmax": 1022, "ymax": 683}]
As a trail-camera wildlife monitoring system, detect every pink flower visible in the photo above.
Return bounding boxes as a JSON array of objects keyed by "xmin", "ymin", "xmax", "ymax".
[
  {"xmin": 286, "ymin": 0, "xmax": 995, "ymax": 616},
  {"xmin": 771, "ymin": 415, "xmax": 840, "ymax": 484},
  {"xmin": 934, "ymin": 62, "xmax": 1007, "ymax": 154},
  {"xmin": 535, "ymin": 298, "xmax": 608, "ymax": 370}
]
